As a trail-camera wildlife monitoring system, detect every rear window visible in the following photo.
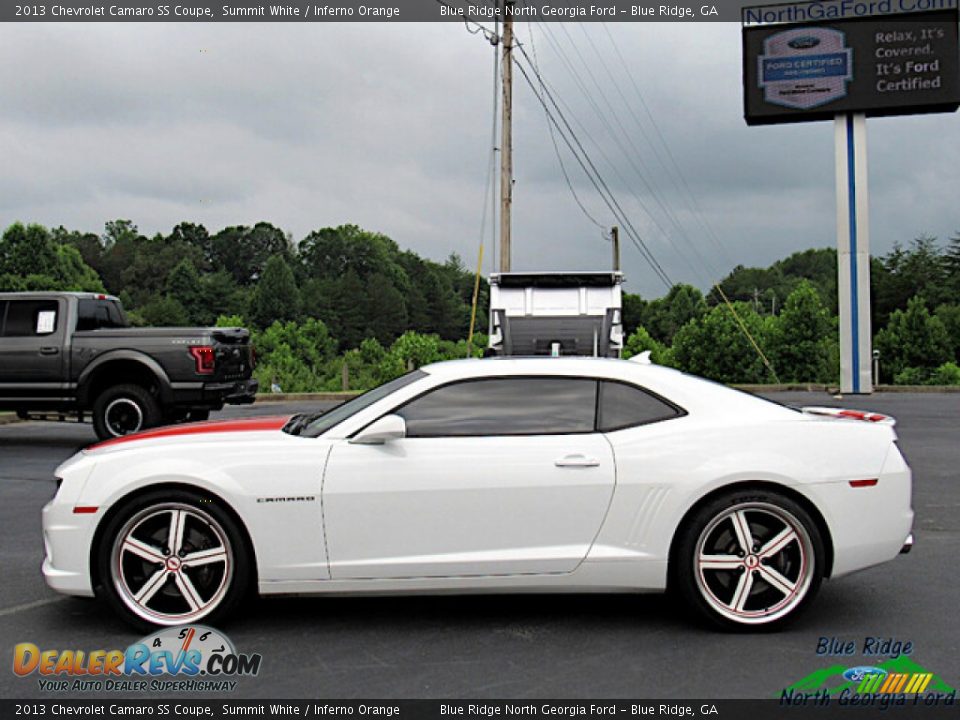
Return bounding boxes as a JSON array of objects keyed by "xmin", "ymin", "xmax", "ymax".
[
  {"xmin": 2, "ymin": 300, "xmax": 59, "ymax": 337},
  {"xmin": 76, "ymin": 299, "xmax": 128, "ymax": 330},
  {"xmin": 597, "ymin": 381, "xmax": 682, "ymax": 432}
]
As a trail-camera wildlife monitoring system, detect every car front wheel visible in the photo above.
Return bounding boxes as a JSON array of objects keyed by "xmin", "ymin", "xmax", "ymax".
[
  {"xmin": 97, "ymin": 489, "xmax": 250, "ymax": 630},
  {"xmin": 674, "ymin": 490, "xmax": 824, "ymax": 630}
]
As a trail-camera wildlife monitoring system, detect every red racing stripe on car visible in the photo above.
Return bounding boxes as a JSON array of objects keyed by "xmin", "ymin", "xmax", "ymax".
[{"xmin": 87, "ymin": 415, "xmax": 292, "ymax": 451}]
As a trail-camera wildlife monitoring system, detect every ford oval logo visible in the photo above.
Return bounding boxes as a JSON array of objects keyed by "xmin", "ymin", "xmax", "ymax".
[
  {"xmin": 843, "ymin": 666, "xmax": 887, "ymax": 682},
  {"xmin": 788, "ymin": 36, "xmax": 821, "ymax": 49}
]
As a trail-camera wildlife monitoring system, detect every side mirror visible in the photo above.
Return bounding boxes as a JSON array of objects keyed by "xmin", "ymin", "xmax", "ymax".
[{"xmin": 350, "ymin": 414, "xmax": 407, "ymax": 445}]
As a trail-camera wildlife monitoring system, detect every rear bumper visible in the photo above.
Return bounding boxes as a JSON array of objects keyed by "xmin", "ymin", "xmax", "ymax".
[
  {"xmin": 221, "ymin": 378, "xmax": 258, "ymax": 404},
  {"xmin": 168, "ymin": 378, "xmax": 258, "ymax": 407}
]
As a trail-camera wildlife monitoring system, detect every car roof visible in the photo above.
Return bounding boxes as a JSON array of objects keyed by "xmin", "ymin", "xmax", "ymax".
[{"xmin": 422, "ymin": 356, "xmax": 671, "ymax": 380}]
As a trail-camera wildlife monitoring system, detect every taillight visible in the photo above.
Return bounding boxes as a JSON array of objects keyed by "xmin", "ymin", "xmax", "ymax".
[{"xmin": 189, "ymin": 346, "xmax": 215, "ymax": 374}]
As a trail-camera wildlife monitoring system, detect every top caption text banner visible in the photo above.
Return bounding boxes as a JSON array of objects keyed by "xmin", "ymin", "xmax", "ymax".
[{"xmin": 13, "ymin": 0, "xmax": 958, "ymax": 23}]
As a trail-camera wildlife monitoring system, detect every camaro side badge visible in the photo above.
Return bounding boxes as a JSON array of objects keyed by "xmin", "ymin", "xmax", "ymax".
[{"xmin": 256, "ymin": 496, "xmax": 317, "ymax": 503}]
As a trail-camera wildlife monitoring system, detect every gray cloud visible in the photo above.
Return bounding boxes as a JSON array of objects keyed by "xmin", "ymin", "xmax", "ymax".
[{"xmin": 0, "ymin": 21, "xmax": 957, "ymax": 297}]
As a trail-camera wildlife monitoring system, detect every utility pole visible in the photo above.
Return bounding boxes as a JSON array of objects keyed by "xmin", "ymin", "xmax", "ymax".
[
  {"xmin": 499, "ymin": 0, "xmax": 514, "ymax": 272},
  {"xmin": 611, "ymin": 226, "xmax": 620, "ymax": 272}
]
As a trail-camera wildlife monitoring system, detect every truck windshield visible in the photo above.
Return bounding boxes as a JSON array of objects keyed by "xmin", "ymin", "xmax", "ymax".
[
  {"xmin": 286, "ymin": 370, "xmax": 426, "ymax": 438},
  {"xmin": 76, "ymin": 298, "xmax": 129, "ymax": 330}
]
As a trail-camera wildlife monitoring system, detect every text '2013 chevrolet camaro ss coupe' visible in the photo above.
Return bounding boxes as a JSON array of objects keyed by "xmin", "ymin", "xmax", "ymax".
[{"xmin": 43, "ymin": 357, "xmax": 914, "ymax": 630}]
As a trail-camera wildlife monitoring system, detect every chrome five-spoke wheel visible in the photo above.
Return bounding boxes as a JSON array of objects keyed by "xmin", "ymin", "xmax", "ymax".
[
  {"xmin": 109, "ymin": 502, "xmax": 234, "ymax": 626},
  {"xmin": 676, "ymin": 491, "xmax": 824, "ymax": 629}
]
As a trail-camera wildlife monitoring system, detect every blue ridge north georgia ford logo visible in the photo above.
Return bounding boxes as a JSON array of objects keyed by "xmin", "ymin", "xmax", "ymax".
[{"xmin": 759, "ymin": 27, "xmax": 854, "ymax": 110}]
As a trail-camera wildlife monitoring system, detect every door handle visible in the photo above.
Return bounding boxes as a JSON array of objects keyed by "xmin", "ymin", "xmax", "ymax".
[
  {"xmin": 555, "ymin": 454, "xmax": 600, "ymax": 468},
  {"xmin": 39, "ymin": 347, "xmax": 60, "ymax": 355}
]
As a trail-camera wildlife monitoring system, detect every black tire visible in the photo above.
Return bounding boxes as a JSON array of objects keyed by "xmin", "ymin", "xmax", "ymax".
[
  {"xmin": 96, "ymin": 488, "xmax": 251, "ymax": 631},
  {"xmin": 673, "ymin": 489, "xmax": 825, "ymax": 631},
  {"xmin": 92, "ymin": 384, "xmax": 161, "ymax": 440}
]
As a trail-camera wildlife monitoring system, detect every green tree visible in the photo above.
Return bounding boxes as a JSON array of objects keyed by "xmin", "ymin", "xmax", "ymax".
[
  {"xmin": 198, "ymin": 271, "xmax": 249, "ymax": 326},
  {"xmin": 139, "ymin": 295, "xmax": 189, "ymax": 326},
  {"xmin": 641, "ymin": 283, "xmax": 707, "ymax": 344},
  {"xmin": 874, "ymin": 296, "xmax": 952, "ymax": 382},
  {"xmin": 935, "ymin": 304, "xmax": 960, "ymax": 361},
  {"xmin": 621, "ymin": 292, "xmax": 646, "ymax": 337},
  {"xmin": 0, "ymin": 223, "xmax": 58, "ymax": 277},
  {"xmin": 210, "ymin": 223, "xmax": 292, "ymax": 286},
  {"xmin": 249, "ymin": 255, "xmax": 301, "ymax": 329},
  {"xmin": 874, "ymin": 237, "xmax": 948, "ymax": 322},
  {"xmin": 671, "ymin": 303, "xmax": 774, "ymax": 383},
  {"xmin": 166, "ymin": 258, "xmax": 203, "ymax": 323},
  {"xmin": 365, "ymin": 273, "xmax": 409, "ymax": 345},
  {"xmin": 252, "ymin": 318, "xmax": 337, "ymax": 393},
  {"xmin": 945, "ymin": 234, "xmax": 960, "ymax": 301},
  {"xmin": 622, "ymin": 326, "xmax": 673, "ymax": 366},
  {"xmin": 0, "ymin": 223, "xmax": 104, "ymax": 292},
  {"xmin": 768, "ymin": 281, "xmax": 836, "ymax": 383}
]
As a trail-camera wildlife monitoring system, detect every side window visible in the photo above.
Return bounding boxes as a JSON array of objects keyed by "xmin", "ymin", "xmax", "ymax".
[
  {"xmin": 2, "ymin": 300, "xmax": 59, "ymax": 337},
  {"xmin": 597, "ymin": 381, "xmax": 682, "ymax": 432},
  {"xmin": 397, "ymin": 377, "xmax": 597, "ymax": 437}
]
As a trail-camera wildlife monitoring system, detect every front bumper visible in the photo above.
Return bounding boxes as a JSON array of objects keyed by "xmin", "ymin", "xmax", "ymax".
[{"xmin": 41, "ymin": 499, "xmax": 96, "ymax": 597}]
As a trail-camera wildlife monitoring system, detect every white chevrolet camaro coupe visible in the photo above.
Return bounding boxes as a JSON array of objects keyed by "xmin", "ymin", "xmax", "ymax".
[{"xmin": 43, "ymin": 357, "xmax": 914, "ymax": 630}]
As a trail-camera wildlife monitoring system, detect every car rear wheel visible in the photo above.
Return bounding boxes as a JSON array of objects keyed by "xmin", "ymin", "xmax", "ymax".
[
  {"xmin": 92, "ymin": 384, "xmax": 161, "ymax": 440},
  {"xmin": 674, "ymin": 490, "xmax": 824, "ymax": 630},
  {"xmin": 97, "ymin": 489, "xmax": 251, "ymax": 630}
]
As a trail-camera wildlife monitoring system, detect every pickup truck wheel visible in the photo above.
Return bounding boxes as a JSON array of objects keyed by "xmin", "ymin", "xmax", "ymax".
[{"xmin": 92, "ymin": 384, "xmax": 161, "ymax": 440}]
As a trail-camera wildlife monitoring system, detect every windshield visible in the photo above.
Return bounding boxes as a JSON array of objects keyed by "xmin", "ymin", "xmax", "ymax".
[{"xmin": 288, "ymin": 370, "xmax": 427, "ymax": 438}]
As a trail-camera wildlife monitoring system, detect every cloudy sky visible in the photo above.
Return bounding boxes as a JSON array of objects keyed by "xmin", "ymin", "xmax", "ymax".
[{"xmin": 1, "ymin": 21, "xmax": 958, "ymax": 297}]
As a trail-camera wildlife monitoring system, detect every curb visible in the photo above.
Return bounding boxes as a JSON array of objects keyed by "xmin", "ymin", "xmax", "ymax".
[
  {"xmin": 733, "ymin": 384, "xmax": 960, "ymax": 394},
  {"xmin": 254, "ymin": 392, "xmax": 358, "ymax": 402}
]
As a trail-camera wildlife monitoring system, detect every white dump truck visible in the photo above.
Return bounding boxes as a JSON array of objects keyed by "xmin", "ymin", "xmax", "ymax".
[{"xmin": 487, "ymin": 271, "xmax": 624, "ymax": 357}]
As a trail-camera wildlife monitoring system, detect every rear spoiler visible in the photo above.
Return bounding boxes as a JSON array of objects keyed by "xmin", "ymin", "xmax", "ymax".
[{"xmin": 801, "ymin": 406, "xmax": 895, "ymax": 427}]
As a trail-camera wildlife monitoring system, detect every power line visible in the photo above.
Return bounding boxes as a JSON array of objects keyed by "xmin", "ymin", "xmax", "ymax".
[
  {"xmin": 526, "ymin": 23, "xmax": 605, "ymax": 231},
  {"xmin": 537, "ymin": 22, "xmax": 718, "ymax": 290},
  {"xmin": 599, "ymin": 23, "xmax": 737, "ymax": 271},
  {"xmin": 512, "ymin": 48, "xmax": 673, "ymax": 288}
]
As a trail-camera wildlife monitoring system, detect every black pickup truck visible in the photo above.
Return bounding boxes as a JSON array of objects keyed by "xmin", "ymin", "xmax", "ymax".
[{"xmin": 0, "ymin": 292, "xmax": 257, "ymax": 439}]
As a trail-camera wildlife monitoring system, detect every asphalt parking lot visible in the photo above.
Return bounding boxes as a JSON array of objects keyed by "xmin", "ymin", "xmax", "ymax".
[{"xmin": 1, "ymin": 392, "xmax": 958, "ymax": 699}]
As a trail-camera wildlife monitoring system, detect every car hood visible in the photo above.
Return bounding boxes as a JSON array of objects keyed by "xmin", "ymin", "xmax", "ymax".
[{"xmin": 84, "ymin": 415, "xmax": 292, "ymax": 454}]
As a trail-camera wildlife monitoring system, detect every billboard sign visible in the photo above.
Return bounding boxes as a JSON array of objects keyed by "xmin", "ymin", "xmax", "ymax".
[{"xmin": 743, "ymin": 6, "xmax": 960, "ymax": 124}]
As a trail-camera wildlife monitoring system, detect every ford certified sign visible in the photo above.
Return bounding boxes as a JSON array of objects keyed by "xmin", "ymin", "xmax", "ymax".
[{"xmin": 743, "ymin": 8, "xmax": 960, "ymax": 124}]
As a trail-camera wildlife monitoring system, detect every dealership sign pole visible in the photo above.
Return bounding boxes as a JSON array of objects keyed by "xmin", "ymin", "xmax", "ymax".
[
  {"xmin": 742, "ymin": 0, "xmax": 960, "ymax": 393},
  {"xmin": 835, "ymin": 111, "xmax": 872, "ymax": 393}
]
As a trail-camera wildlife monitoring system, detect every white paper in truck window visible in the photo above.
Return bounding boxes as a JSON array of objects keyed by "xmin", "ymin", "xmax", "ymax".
[{"xmin": 36, "ymin": 311, "xmax": 56, "ymax": 334}]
